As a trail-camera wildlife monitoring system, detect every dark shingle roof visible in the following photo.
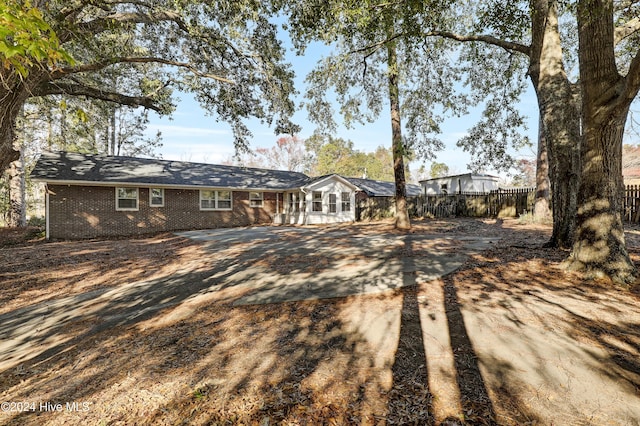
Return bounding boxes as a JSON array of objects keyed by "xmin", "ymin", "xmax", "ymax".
[
  {"xmin": 30, "ymin": 151, "xmax": 311, "ymax": 190},
  {"xmin": 345, "ymin": 177, "xmax": 422, "ymax": 197}
]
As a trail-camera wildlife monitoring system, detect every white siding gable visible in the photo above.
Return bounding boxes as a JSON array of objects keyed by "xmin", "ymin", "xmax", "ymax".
[{"xmin": 304, "ymin": 176, "xmax": 356, "ymax": 224}]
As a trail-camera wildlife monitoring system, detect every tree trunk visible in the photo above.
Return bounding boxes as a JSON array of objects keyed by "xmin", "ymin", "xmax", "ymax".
[
  {"xmin": 569, "ymin": 113, "xmax": 635, "ymax": 283},
  {"xmin": 0, "ymin": 87, "xmax": 25, "ymax": 174},
  {"xmin": 529, "ymin": 0, "xmax": 581, "ymax": 248},
  {"xmin": 534, "ymin": 116, "xmax": 551, "ymax": 220},
  {"xmin": 7, "ymin": 145, "xmax": 26, "ymax": 227},
  {"xmin": 567, "ymin": 0, "xmax": 637, "ymax": 284},
  {"xmin": 387, "ymin": 42, "xmax": 411, "ymax": 230}
]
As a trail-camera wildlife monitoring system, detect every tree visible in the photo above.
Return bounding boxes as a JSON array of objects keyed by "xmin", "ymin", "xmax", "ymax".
[
  {"xmin": 0, "ymin": 0, "xmax": 298, "ymax": 187},
  {"xmin": 567, "ymin": 0, "xmax": 640, "ymax": 283},
  {"xmin": 305, "ymin": 135, "xmax": 397, "ymax": 180},
  {"xmin": 429, "ymin": 162, "xmax": 450, "ymax": 178},
  {"xmin": 510, "ymin": 157, "xmax": 536, "ymax": 187},
  {"xmin": 284, "ymin": 1, "xmax": 477, "ymax": 230},
  {"xmin": 623, "ymin": 143, "xmax": 640, "ymax": 175},
  {"xmin": 414, "ymin": 1, "xmax": 640, "ymax": 283},
  {"xmin": 255, "ymin": 135, "xmax": 310, "ymax": 172}
]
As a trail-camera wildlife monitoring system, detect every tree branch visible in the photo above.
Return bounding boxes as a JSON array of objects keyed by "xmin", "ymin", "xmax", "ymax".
[
  {"xmin": 51, "ymin": 57, "xmax": 234, "ymax": 84},
  {"xmin": 615, "ymin": 17, "xmax": 640, "ymax": 44},
  {"xmin": 350, "ymin": 32, "xmax": 405, "ymax": 55},
  {"xmin": 58, "ymin": 9, "xmax": 189, "ymax": 42},
  {"xmin": 32, "ymin": 81, "xmax": 164, "ymax": 112},
  {"xmin": 622, "ymin": 48, "xmax": 640, "ymax": 102},
  {"xmin": 422, "ymin": 30, "xmax": 531, "ymax": 56}
]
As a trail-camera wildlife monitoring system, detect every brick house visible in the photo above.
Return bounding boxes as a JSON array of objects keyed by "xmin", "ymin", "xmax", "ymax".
[{"xmin": 30, "ymin": 151, "xmax": 359, "ymax": 239}]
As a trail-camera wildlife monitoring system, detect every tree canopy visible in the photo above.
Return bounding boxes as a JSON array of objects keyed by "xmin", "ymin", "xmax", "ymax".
[{"xmin": 0, "ymin": 0, "xmax": 299, "ymax": 173}]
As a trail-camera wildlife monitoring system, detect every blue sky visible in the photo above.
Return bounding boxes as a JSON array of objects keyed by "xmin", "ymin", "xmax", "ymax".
[{"xmin": 145, "ymin": 42, "xmax": 541, "ymax": 177}]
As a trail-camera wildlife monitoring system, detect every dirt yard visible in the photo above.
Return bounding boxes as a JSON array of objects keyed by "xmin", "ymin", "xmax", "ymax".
[{"xmin": 1, "ymin": 218, "xmax": 639, "ymax": 425}]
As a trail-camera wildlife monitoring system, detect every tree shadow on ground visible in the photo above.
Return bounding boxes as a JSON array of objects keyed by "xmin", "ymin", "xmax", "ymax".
[
  {"xmin": 386, "ymin": 236, "xmax": 433, "ymax": 424},
  {"xmin": 450, "ymin": 241, "xmax": 640, "ymax": 425},
  {"xmin": 441, "ymin": 276, "xmax": 497, "ymax": 425}
]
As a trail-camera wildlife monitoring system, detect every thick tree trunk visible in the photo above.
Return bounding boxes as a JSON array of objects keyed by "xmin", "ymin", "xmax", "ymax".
[
  {"xmin": 569, "ymin": 113, "xmax": 635, "ymax": 283},
  {"xmin": 568, "ymin": 0, "xmax": 637, "ymax": 284},
  {"xmin": 387, "ymin": 42, "xmax": 410, "ymax": 230},
  {"xmin": 529, "ymin": 0, "xmax": 581, "ymax": 248},
  {"xmin": 534, "ymin": 116, "xmax": 551, "ymax": 220},
  {"xmin": 0, "ymin": 90, "xmax": 23, "ymax": 174}
]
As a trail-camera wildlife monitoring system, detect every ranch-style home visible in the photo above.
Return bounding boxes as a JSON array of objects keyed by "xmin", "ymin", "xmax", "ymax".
[{"xmin": 30, "ymin": 151, "xmax": 359, "ymax": 239}]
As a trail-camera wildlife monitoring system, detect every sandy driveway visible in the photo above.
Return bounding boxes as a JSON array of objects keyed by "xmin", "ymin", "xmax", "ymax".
[
  {"xmin": 1, "ymin": 220, "xmax": 639, "ymax": 425},
  {"xmin": 0, "ymin": 225, "xmax": 492, "ymax": 372}
]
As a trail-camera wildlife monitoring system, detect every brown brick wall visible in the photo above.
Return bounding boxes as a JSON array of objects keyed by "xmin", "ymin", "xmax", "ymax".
[{"xmin": 47, "ymin": 185, "xmax": 278, "ymax": 239}]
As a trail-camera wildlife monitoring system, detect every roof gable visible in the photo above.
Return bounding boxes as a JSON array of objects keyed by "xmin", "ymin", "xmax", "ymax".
[
  {"xmin": 303, "ymin": 174, "xmax": 358, "ymax": 191},
  {"xmin": 345, "ymin": 177, "xmax": 422, "ymax": 197}
]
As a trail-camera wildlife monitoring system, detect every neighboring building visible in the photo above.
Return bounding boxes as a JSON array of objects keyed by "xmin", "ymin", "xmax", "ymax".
[
  {"xmin": 345, "ymin": 177, "xmax": 422, "ymax": 198},
  {"xmin": 420, "ymin": 173, "xmax": 500, "ymax": 195},
  {"xmin": 30, "ymin": 151, "xmax": 358, "ymax": 239}
]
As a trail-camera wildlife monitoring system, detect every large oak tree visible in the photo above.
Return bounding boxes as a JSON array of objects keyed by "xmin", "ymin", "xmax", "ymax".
[
  {"xmin": 414, "ymin": 0, "xmax": 640, "ymax": 283},
  {"xmin": 0, "ymin": 0, "xmax": 298, "ymax": 177}
]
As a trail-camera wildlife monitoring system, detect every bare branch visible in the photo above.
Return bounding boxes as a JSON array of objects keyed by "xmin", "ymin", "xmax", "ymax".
[
  {"xmin": 32, "ymin": 81, "xmax": 164, "ymax": 112},
  {"xmin": 51, "ymin": 57, "xmax": 234, "ymax": 84},
  {"xmin": 350, "ymin": 32, "xmax": 406, "ymax": 55}
]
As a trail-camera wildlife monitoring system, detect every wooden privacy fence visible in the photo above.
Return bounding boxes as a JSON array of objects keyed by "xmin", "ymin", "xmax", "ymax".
[
  {"xmin": 623, "ymin": 185, "xmax": 640, "ymax": 222},
  {"xmin": 357, "ymin": 186, "xmax": 640, "ymax": 222},
  {"xmin": 356, "ymin": 196, "xmax": 421, "ymax": 221},
  {"xmin": 421, "ymin": 188, "xmax": 536, "ymax": 219}
]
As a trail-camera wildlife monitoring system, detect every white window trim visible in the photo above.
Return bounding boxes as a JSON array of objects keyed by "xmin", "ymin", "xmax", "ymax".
[
  {"xmin": 200, "ymin": 190, "xmax": 233, "ymax": 211},
  {"xmin": 149, "ymin": 188, "xmax": 165, "ymax": 207},
  {"xmin": 341, "ymin": 192, "xmax": 351, "ymax": 212},
  {"xmin": 312, "ymin": 191, "xmax": 323, "ymax": 212},
  {"xmin": 249, "ymin": 191, "xmax": 264, "ymax": 208},
  {"xmin": 116, "ymin": 187, "xmax": 139, "ymax": 211},
  {"xmin": 328, "ymin": 193, "xmax": 337, "ymax": 213}
]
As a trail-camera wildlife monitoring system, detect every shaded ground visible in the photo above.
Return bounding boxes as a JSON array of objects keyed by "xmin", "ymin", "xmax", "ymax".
[{"xmin": 1, "ymin": 218, "xmax": 639, "ymax": 425}]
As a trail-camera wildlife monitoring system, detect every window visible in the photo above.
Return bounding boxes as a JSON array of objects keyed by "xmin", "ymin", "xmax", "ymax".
[
  {"xmin": 116, "ymin": 187, "xmax": 138, "ymax": 211},
  {"xmin": 440, "ymin": 183, "xmax": 448, "ymax": 194},
  {"xmin": 249, "ymin": 192, "xmax": 263, "ymax": 207},
  {"xmin": 329, "ymin": 194, "xmax": 337, "ymax": 213},
  {"xmin": 312, "ymin": 191, "xmax": 323, "ymax": 212},
  {"xmin": 288, "ymin": 193, "xmax": 299, "ymax": 212},
  {"xmin": 200, "ymin": 190, "xmax": 232, "ymax": 210},
  {"xmin": 150, "ymin": 188, "xmax": 164, "ymax": 207},
  {"xmin": 341, "ymin": 192, "xmax": 351, "ymax": 212},
  {"xmin": 217, "ymin": 191, "xmax": 232, "ymax": 209}
]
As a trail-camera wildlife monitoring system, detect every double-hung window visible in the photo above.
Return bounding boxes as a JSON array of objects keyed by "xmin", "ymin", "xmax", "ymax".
[
  {"xmin": 200, "ymin": 190, "xmax": 232, "ymax": 210},
  {"xmin": 249, "ymin": 192, "xmax": 263, "ymax": 207},
  {"xmin": 341, "ymin": 192, "xmax": 351, "ymax": 212},
  {"xmin": 150, "ymin": 188, "xmax": 164, "ymax": 207},
  {"xmin": 312, "ymin": 191, "xmax": 323, "ymax": 212},
  {"xmin": 329, "ymin": 194, "xmax": 337, "ymax": 213},
  {"xmin": 116, "ymin": 187, "xmax": 138, "ymax": 211}
]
